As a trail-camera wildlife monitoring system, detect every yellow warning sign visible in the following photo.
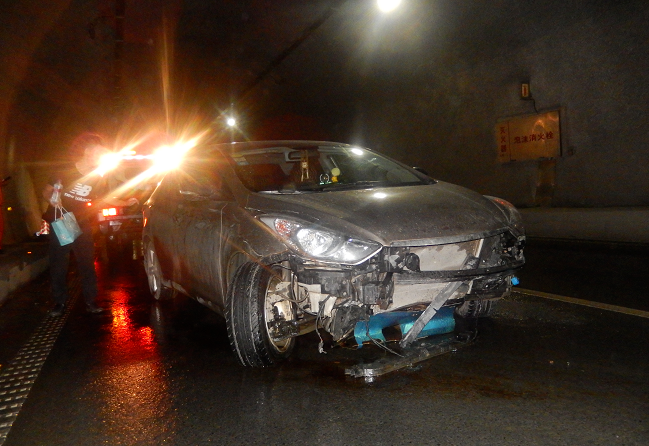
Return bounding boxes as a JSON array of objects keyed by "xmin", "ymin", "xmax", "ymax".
[{"xmin": 496, "ymin": 110, "xmax": 561, "ymax": 162}]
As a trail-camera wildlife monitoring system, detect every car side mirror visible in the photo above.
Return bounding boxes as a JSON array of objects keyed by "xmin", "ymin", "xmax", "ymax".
[
  {"xmin": 412, "ymin": 166, "xmax": 430, "ymax": 176},
  {"xmin": 412, "ymin": 166, "xmax": 437, "ymax": 184}
]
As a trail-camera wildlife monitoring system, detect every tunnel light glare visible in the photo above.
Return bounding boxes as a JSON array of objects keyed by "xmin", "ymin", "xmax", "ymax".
[
  {"xmin": 351, "ymin": 148, "xmax": 364, "ymax": 156},
  {"xmin": 373, "ymin": 192, "xmax": 387, "ymax": 199},
  {"xmin": 226, "ymin": 117, "xmax": 236, "ymax": 127},
  {"xmin": 377, "ymin": 0, "xmax": 401, "ymax": 13}
]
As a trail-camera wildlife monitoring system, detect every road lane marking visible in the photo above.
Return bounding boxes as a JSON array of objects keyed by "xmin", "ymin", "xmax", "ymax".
[
  {"xmin": 516, "ymin": 288, "xmax": 649, "ymax": 319},
  {"xmin": 0, "ymin": 279, "xmax": 79, "ymax": 445}
]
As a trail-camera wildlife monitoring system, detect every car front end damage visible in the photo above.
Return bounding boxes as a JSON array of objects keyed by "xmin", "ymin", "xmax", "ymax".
[
  {"xmin": 257, "ymin": 215, "xmax": 525, "ymax": 352},
  {"xmin": 144, "ymin": 140, "xmax": 528, "ymax": 372}
]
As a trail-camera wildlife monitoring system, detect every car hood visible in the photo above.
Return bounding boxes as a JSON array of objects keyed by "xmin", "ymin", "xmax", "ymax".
[{"xmin": 245, "ymin": 182, "xmax": 510, "ymax": 246}]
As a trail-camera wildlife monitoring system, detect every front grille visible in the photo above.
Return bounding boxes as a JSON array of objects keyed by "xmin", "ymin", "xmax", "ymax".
[
  {"xmin": 381, "ymin": 230, "xmax": 524, "ymax": 276},
  {"xmin": 383, "ymin": 239, "xmax": 482, "ymax": 272}
]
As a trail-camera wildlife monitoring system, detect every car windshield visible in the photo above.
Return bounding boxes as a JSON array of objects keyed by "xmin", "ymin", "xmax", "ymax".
[{"xmin": 229, "ymin": 144, "xmax": 427, "ymax": 193}]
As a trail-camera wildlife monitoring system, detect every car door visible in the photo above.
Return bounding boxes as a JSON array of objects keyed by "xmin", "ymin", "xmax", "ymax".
[
  {"xmin": 175, "ymin": 156, "xmax": 236, "ymax": 307},
  {"xmin": 148, "ymin": 171, "xmax": 186, "ymax": 286}
]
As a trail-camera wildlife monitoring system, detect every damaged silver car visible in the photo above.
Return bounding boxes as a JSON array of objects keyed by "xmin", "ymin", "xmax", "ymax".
[{"xmin": 143, "ymin": 141, "xmax": 525, "ymax": 367}]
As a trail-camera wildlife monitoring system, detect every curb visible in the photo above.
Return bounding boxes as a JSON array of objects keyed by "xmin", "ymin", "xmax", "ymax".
[{"xmin": 0, "ymin": 241, "xmax": 50, "ymax": 306}]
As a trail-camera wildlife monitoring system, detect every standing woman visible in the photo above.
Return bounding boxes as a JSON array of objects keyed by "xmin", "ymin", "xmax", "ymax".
[{"xmin": 42, "ymin": 134, "xmax": 138, "ymax": 317}]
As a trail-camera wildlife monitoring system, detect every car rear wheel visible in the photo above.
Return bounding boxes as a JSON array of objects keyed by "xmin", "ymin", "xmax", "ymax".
[
  {"xmin": 144, "ymin": 241, "xmax": 175, "ymax": 300},
  {"xmin": 226, "ymin": 262, "xmax": 296, "ymax": 367}
]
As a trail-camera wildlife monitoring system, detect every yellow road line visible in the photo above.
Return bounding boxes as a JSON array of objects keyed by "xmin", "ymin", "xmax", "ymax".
[{"xmin": 515, "ymin": 288, "xmax": 649, "ymax": 319}]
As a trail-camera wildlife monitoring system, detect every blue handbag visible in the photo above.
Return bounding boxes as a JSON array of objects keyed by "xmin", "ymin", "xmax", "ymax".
[{"xmin": 51, "ymin": 206, "xmax": 83, "ymax": 246}]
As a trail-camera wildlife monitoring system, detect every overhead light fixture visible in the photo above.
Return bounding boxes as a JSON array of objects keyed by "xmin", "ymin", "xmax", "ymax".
[{"xmin": 377, "ymin": 0, "xmax": 402, "ymax": 13}]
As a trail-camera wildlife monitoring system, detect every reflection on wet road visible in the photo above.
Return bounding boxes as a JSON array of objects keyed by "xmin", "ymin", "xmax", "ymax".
[
  {"xmin": 98, "ymin": 280, "xmax": 174, "ymax": 444},
  {"xmin": 2, "ymin": 243, "xmax": 648, "ymax": 445}
]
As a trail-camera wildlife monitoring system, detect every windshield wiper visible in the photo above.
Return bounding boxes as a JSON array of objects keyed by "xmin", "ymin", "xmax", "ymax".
[
  {"xmin": 326, "ymin": 181, "xmax": 386, "ymax": 190},
  {"xmin": 296, "ymin": 181, "xmax": 386, "ymax": 192}
]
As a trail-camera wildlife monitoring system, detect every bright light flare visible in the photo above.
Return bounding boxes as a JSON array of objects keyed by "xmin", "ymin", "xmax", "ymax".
[
  {"xmin": 150, "ymin": 132, "xmax": 206, "ymax": 173},
  {"xmin": 226, "ymin": 117, "xmax": 236, "ymax": 127},
  {"xmin": 93, "ymin": 137, "xmax": 152, "ymax": 177},
  {"xmin": 99, "ymin": 129, "xmax": 211, "ymax": 203},
  {"xmin": 151, "ymin": 144, "xmax": 184, "ymax": 173},
  {"xmin": 97, "ymin": 152, "xmax": 122, "ymax": 177},
  {"xmin": 377, "ymin": 0, "xmax": 401, "ymax": 12}
]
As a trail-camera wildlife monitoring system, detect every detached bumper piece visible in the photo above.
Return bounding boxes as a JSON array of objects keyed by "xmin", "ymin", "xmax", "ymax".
[
  {"xmin": 346, "ymin": 306, "xmax": 473, "ymax": 382},
  {"xmin": 353, "ymin": 306, "xmax": 456, "ymax": 345},
  {"xmin": 345, "ymin": 331, "xmax": 474, "ymax": 382}
]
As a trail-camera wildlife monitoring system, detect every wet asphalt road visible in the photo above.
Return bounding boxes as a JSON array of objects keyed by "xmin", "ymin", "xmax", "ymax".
[{"xmin": 0, "ymin": 240, "xmax": 648, "ymax": 445}]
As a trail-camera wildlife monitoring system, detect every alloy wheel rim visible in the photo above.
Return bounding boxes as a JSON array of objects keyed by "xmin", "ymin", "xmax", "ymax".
[{"xmin": 264, "ymin": 273, "xmax": 295, "ymax": 352}]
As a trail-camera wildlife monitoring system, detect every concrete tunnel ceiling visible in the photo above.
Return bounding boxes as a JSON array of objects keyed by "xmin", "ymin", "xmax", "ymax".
[
  {"xmin": 2, "ymin": 0, "xmax": 609, "ymax": 160},
  {"xmin": 2, "ymin": 0, "xmax": 649, "ymax": 212}
]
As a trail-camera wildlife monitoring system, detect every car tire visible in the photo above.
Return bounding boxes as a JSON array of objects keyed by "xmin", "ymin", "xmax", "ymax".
[
  {"xmin": 226, "ymin": 262, "xmax": 296, "ymax": 367},
  {"xmin": 454, "ymin": 298, "xmax": 495, "ymax": 318},
  {"xmin": 144, "ymin": 241, "xmax": 176, "ymax": 300}
]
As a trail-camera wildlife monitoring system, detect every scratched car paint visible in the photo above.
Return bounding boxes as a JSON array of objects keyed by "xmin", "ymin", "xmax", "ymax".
[{"xmin": 142, "ymin": 141, "xmax": 525, "ymax": 367}]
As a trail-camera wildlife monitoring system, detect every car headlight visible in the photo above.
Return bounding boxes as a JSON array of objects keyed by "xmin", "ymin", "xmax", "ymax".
[
  {"xmin": 260, "ymin": 217, "xmax": 381, "ymax": 264},
  {"xmin": 485, "ymin": 196, "xmax": 525, "ymax": 236}
]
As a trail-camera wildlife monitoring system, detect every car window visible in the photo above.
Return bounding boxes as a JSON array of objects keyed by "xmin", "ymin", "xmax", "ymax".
[
  {"xmin": 230, "ymin": 145, "xmax": 425, "ymax": 193},
  {"xmin": 176, "ymin": 156, "xmax": 233, "ymax": 200}
]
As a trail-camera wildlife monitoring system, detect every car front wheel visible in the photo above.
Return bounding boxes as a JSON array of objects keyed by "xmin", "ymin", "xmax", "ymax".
[
  {"xmin": 226, "ymin": 262, "xmax": 296, "ymax": 367},
  {"xmin": 454, "ymin": 298, "xmax": 496, "ymax": 318}
]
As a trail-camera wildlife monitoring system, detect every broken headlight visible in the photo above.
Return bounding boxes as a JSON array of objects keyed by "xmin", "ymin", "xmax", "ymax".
[
  {"xmin": 260, "ymin": 217, "xmax": 381, "ymax": 265},
  {"xmin": 485, "ymin": 196, "xmax": 525, "ymax": 237}
]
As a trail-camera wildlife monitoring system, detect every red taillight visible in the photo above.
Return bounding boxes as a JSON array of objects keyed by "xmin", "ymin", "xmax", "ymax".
[{"xmin": 102, "ymin": 208, "xmax": 118, "ymax": 217}]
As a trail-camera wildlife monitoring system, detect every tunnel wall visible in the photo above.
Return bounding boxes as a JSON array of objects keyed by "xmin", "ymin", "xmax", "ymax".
[
  {"xmin": 320, "ymin": 1, "xmax": 649, "ymax": 210},
  {"xmin": 520, "ymin": 207, "xmax": 649, "ymax": 244}
]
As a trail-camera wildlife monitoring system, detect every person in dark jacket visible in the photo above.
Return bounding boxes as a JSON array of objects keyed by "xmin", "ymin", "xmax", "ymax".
[{"xmin": 42, "ymin": 134, "xmax": 138, "ymax": 317}]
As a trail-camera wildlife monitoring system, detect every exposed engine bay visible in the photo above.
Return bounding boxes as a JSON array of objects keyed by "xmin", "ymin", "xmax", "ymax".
[{"xmin": 265, "ymin": 230, "xmax": 525, "ymax": 347}]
